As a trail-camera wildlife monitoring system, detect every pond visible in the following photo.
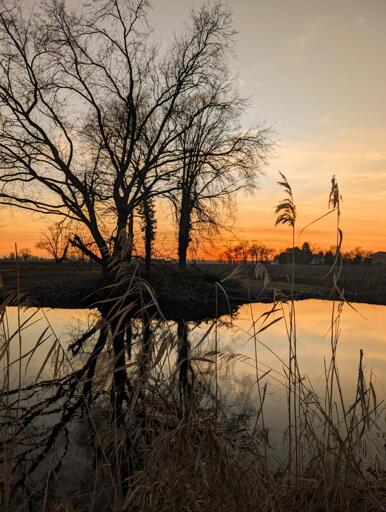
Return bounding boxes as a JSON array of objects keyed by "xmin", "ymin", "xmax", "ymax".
[{"xmin": 2, "ymin": 299, "xmax": 385, "ymax": 427}]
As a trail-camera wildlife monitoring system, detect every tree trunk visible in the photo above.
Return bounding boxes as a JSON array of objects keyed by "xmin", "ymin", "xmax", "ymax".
[
  {"xmin": 140, "ymin": 192, "xmax": 156, "ymax": 280},
  {"xmin": 114, "ymin": 213, "xmax": 129, "ymax": 261},
  {"xmin": 110, "ymin": 316, "xmax": 130, "ymax": 418},
  {"xmin": 178, "ymin": 194, "xmax": 191, "ymax": 271},
  {"xmin": 127, "ymin": 211, "xmax": 134, "ymax": 263},
  {"xmin": 178, "ymin": 235, "xmax": 189, "ymax": 271},
  {"xmin": 144, "ymin": 226, "xmax": 152, "ymax": 279}
]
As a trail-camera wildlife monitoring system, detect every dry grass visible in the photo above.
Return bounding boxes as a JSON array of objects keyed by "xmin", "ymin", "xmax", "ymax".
[{"xmin": 0, "ymin": 177, "xmax": 385, "ymax": 511}]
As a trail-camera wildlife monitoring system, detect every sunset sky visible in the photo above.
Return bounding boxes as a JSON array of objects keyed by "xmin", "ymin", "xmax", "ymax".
[{"xmin": 1, "ymin": 0, "xmax": 386, "ymax": 257}]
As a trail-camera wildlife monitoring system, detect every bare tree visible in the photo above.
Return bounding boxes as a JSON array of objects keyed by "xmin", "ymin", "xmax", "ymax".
[
  {"xmin": 0, "ymin": 0, "xmax": 236, "ymax": 270},
  {"xmin": 167, "ymin": 90, "xmax": 270, "ymax": 270},
  {"xmin": 248, "ymin": 243, "xmax": 259, "ymax": 263},
  {"xmin": 249, "ymin": 242, "xmax": 275, "ymax": 263},
  {"xmin": 222, "ymin": 241, "xmax": 236, "ymax": 264},
  {"xmin": 233, "ymin": 241, "xmax": 249, "ymax": 263},
  {"xmin": 18, "ymin": 247, "xmax": 31, "ymax": 261},
  {"xmin": 36, "ymin": 222, "xmax": 69, "ymax": 262},
  {"xmin": 0, "ymin": 0, "xmax": 242, "ymax": 419}
]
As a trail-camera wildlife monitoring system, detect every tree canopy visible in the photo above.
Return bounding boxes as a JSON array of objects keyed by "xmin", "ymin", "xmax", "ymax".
[{"xmin": 0, "ymin": 0, "xmax": 271, "ymax": 270}]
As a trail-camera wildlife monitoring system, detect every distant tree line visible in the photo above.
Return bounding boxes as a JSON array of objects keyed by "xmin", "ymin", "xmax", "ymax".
[
  {"xmin": 31, "ymin": 229, "xmax": 375, "ymax": 268},
  {"xmin": 274, "ymin": 243, "xmax": 372, "ymax": 266},
  {"xmin": 216, "ymin": 241, "xmax": 374, "ymax": 266},
  {"xmin": 222, "ymin": 241, "xmax": 275, "ymax": 264}
]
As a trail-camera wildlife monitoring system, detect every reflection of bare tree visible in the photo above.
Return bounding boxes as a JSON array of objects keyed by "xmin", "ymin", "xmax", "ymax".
[
  {"xmin": 1, "ymin": 277, "xmax": 205, "ymax": 492},
  {"xmin": 177, "ymin": 319, "xmax": 194, "ymax": 411},
  {"xmin": 1, "ymin": 273, "xmax": 147, "ymax": 487}
]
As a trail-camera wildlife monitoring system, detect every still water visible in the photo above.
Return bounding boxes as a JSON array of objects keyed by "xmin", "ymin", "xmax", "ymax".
[
  {"xmin": 202, "ymin": 299, "xmax": 386, "ymax": 397},
  {"xmin": 193, "ymin": 299, "xmax": 386, "ymax": 436},
  {"xmin": 1, "ymin": 299, "xmax": 386, "ymax": 427}
]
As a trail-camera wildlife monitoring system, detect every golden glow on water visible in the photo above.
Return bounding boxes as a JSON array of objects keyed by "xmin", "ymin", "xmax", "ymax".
[
  {"xmin": 2, "ymin": 301, "xmax": 385, "ymax": 429},
  {"xmin": 0, "ymin": 307, "xmax": 95, "ymax": 385},
  {"xmin": 194, "ymin": 300, "xmax": 386, "ymax": 398},
  {"xmin": 188, "ymin": 300, "xmax": 386, "ymax": 432}
]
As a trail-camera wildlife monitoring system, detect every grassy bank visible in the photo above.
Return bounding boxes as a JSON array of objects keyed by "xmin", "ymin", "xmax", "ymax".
[
  {"xmin": 0, "ymin": 261, "xmax": 385, "ymax": 316},
  {"xmin": 196, "ymin": 262, "xmax": 386, "ymax": 305},
  {"xmin": 0, "ymin": 260, "xmax": 243, "ymax": 319}
]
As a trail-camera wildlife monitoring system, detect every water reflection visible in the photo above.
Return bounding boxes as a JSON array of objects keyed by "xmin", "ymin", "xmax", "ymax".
[
  {"xmin": 1, "ymin": 299, "xmax": 384, "ymax": 501},
  {"xmin": 2, "ymin": 300, "xmax": 386, "ymax": 416},
  {"xmin": 0, "ymin": 307, "xmax": 96, "ymax": 387},
  {"xmin": 190, "ymin": 300, "xmax": 386, "ymax": 438}
]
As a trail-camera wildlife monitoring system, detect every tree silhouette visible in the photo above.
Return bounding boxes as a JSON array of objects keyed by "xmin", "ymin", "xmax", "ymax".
[
  {"xmin": 19, "ymin": 248, "xmax": 31, "ymax": 261},
  {"xmin": 36, "ymin": 223, "xmax": 69, "ymax": 263},
  {"xmin": 0, "ymin": 0, "xmax": 239, "ymax": 272},
  {"xmin": 0, "ymin": 0, "xmax": 246, "ymax": 413},
  {"xmin": 168, "ymin": 94, "xmax": 270, "ymax": 270}
]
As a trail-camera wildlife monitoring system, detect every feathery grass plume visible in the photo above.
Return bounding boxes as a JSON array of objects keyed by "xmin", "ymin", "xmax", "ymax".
[
  {"xmin": 328, "ymin": 174, "xmax": 343, "ymax": 213},
  {"xmin": 275, "ymin": 172, "xmax": 296, "ymax": 227},
  {"xmin": 298, "ymin": 174, "xmax": 342, "ymax": 238},
  {"xmin": 274, "ymin": 171, "xmax": 300, "ymax": 477},
  {"xmin": 326, "ymin": 174, "xmax": 344, "ymax": 277}
]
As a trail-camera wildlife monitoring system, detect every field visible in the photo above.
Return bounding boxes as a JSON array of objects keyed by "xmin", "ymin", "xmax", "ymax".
[
  {"xmin": 199, "ymin": 262, "xmax": 386, "ymax": 305},
  {"xmin": 0, "ymin": 260, "xmax": 102, "ymax": 308},
  {"xmin": 0, "ymin": 261, "xmax": 385, "ymax": 315}
]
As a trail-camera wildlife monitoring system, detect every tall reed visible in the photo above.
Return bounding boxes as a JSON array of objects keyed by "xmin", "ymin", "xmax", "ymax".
[{"xmin": 0, "ymin": 178, "xmax": 384, "ymax": 511}]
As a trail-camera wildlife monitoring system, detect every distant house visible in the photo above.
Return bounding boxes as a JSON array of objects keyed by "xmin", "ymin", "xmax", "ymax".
[
  {"xmin": 370, "ymin": 251, "xmax": 386, "ymax": 265},
  {"xmin": 311, "ymin": 254, "xmax": 325, "ymax": 265}
]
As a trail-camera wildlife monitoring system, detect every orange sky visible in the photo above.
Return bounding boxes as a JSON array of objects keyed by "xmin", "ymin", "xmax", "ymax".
[
  {"xmin": 147, "ymin": 127, "xmax": 386, "ymax": 258},
  {"xmin": 1, "ymin": 0, "xmax": 385, "ymax": 259}
]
